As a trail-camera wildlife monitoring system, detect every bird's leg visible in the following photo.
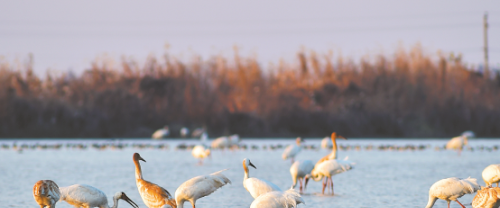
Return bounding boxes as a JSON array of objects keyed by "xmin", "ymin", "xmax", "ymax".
[
  {"xmin": 322, "ymin": 178, "xmax": 326, "ymax": 194},
  {"xmin": 299, "ymin": 178, "xmax": 303, "ymax": 193},
  {"xmin": 455, "ymin": 200, "xmax": 466, "ymax": 208},
  {"xmin": 447, "ymin": 201, "xmax": 450, "ymax": 208},
  {"xmin": 330, "ymin": 176, "xmax": 334, "ymax": 195},
  {"xmin": 497, "ymin": 182, "xmax": 499, "ymax": 187}
]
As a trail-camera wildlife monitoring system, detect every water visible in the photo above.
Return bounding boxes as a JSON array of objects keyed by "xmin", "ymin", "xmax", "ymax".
[{"xmin": 1, "ymin": 138, "xmax": 499, "ymax": 208}]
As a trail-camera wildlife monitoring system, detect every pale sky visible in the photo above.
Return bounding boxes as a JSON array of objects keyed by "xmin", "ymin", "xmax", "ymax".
[{"xmin": 1, "ymin": 0, "xmax": 499, "ymax": 76}]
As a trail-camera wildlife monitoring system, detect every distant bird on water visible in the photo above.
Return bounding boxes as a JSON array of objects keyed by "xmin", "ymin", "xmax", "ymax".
[
  {"xmin": 483, "ymin": 164, "xmax": 500, "ymax": 187},
  {"xmin": 180, "ymin": 127, "xmax": 189, "ymax": 138},
  {"xmin": 282, "ymin": 137, "xmax": 304, "ymax": 164},
  {"xmin": 446, "ymin": 131, "xmax": 475, "ymax": 155},
  {"xmin": 175, "ymin": 169, "xmax": 231, "ymax": 208},
  {"xmin": 425, "ymin": 177, "xmax": 480, "ymax": 208},
  {"xmin": 59, "ymin": 184, "xmax": 139, "ymax": 208},
  {"xmin": 132, "ymin": 153, "xmax": 177, "ymax": 208},
  {"xmin": 472, "ymin": 186, "xmax": 500, "ymax": 208},
  {"xmin": 152, "ymin": 126, "xmax": 169, "ymax": 139},
  {"xmin": 192, "ymin": 133, "xmax": 211, "ymax": 165},
  {"xmin": 33, "ymin": 180, "xmax": 60, "ymax": 208},
  {"xmin": 250, "ymin": 189, "xmax": 304, "ymax": 208}
]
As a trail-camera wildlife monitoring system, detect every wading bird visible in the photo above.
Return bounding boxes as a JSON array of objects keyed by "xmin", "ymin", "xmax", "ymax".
[
  {"xmin": 290, "ymin": 160, "xmax": 314, "ymax": 193},
  {"xmin": 446, "ymin": 131, "xmax": 474, "ymax": 155},
  {"xmin": 250, "ymin": 189, "xmax": 304, "ymax": 208},
  {"xmin": 282, "ymin": 137, "xmax": 304, "ymax": 164},
  {"xmin": 305, "ymin": 159, "xmax": 354, "ymax": 195},
  {"xmin": 483, "ymin": 164, "xmax": 500, "ymax": 187},
  {"xmin": 472, "ymin": 186, "xmax": 500, "ymax": 208},
  {"xmin": 316, "ymin": 132, "xmax": 346, "ymax": 165},
  {"xmin": 152, "ymin": 126, "xmax": 169, "ymax": 140},
  {"xmin": 191, "ymin": 145, "xmax": 211, "ymax": 165},
  {"xmin": 242, "ymin": 158, "xmax": 282, "ymax": 199},
  {"xmin": 425, "ymin": 177, "xmax": 480, "ymax": 208},
  {"xmin": 175, "ymin": 169, "xmax": 231, "ymax": 208},
  {"xmin": 59, "ymin": 184, "xmax": 138, "ymax": 208},
  {"xmin": 33, "ymin": 180, "xmax": 60, "ymax": 208},
  {"xmin": 133, "ymin": 153, "xmax": 176, "ymax": 208}
]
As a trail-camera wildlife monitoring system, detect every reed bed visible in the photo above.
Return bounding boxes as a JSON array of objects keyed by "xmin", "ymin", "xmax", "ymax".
[{"xmin": 1, "ymin": 45, "xmax": 499, "ymax": 138}]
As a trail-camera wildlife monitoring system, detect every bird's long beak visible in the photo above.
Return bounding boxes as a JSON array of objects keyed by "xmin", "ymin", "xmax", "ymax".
[
  {"xmin": 249, "ymin": 161, "xmax": 257, "ymax": 169},
  {"xmin": 121, "ymin": 193, "xmax": 139, "ymax": 208},
  {"xmin": 338, "ymin": 135, "xmax": 347, "ymax": 140},
  {"xmin": 139, "ymin": 156, "xmax": 146, "ymax": 162},
  {"xmin": 304, "ymin": 176, "xmax": 310, "ymax": 189}
]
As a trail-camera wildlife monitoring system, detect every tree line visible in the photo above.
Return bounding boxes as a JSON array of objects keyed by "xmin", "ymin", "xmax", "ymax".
[{"xmin": 1, "ymin": 45, "xmax": 499, "ymax": 138}]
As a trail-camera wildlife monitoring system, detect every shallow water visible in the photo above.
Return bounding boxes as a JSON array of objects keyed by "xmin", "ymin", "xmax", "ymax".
[{"xmin": 1, "ymin": 138, "xmax": 499, "ymax": 208}]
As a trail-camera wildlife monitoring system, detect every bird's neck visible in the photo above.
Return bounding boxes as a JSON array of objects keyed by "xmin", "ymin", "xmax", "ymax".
[
  {"xmin": 244, "ymin": 165, "xmax": 250, "ymax": 179},
  {"xmin": 109, "ymin": 197, "xmax": 119, "ymax": 208},
  {"xmin": 133, "ymin": 159, "xmax": 143, "ymax": 180},
  {"xmin": 425, "ymin": 196, "xmax": 437, "ymax": 208},
  {"xmin": 176, "ymin": 200, "xmax": 184, "ymax": 208},
  {"xmin": 331, "ymin": 137, "xmax": 338, "ymax": 159}
]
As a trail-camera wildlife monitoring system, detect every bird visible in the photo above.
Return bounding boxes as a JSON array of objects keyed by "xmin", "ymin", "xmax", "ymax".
[
  {"xmin": 446, "ymin": 131, "xmax": 474, "ymax": 155},
  {"xmin": 483, "ymin": 164, "xmax": 500, "ymax": 187},
  {"xmin": 305, "ymin": 159, "xmax": 354, "ymax": 195},
  {"xmin": 33, "ymin": 180, "xmax": 60, "ymax": 208},
  {"xmin": 59, "ymin": 184, "xmax": 139, "ymax": 208},
  {"xmin": 320, "ymin": 137, "xmax": 331, "ymax": 149},
  {"xmin": 180, "ymin": 127, "xmax": 190, "ymax": 138},
  {"xmin": 290, "ymin": 160, "xmax": 314, "ymax": 193},
  {"xmin": 316, "ymin": 132, "xmax": 346, "ymax": 165},
  {"xmin": 132, "ymin": 153, "xmax": 177, "ymax": 208},
  {"xmin": 191, "ymin": 127, "xmax": 206, "ymax": 138},
  {"xmin": 472, "ymin": 186, "xmax": 500, "ymax": 208},
  {"xmin": 425, "ymin": 177, "xmax": 480, "ymax": 208},
  {"xmin": 242, "ymin": 158, "xmax": 282, "ymax": 199},
  {"xmin": 282, "ymin": 137, "xmax": 304, "ymax": 164},
  {"xmin": 152, "ymin": 126, "xmax": 169, "ymax": 140},
  {"xmin": 191, "ymin": 145, "xmax": 211, "ymax": 165},
  {"xmin": 250, "ymin": 189, "xmax": 305, "ymax": 208},
  {"xmin": 175, "ymin": 169, "xmax": 231, "ymax": 208},
  {"xmin": 211, "ymin": 134, "xmax": 240, "ymax": 150}
]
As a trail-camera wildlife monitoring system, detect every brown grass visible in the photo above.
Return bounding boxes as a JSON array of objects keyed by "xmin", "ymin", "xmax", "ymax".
[{"xmin": 1, "ymin": 45, "xmax": 499, "ymax": 138}]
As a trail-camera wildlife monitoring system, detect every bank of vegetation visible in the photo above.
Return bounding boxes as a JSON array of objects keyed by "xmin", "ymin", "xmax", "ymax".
[{"xmin": 1, "ymin": 46, "xmax": 499, "ymax": 138}]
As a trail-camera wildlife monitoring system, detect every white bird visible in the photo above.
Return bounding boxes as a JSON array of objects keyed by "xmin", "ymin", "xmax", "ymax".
[
  {"xmin": 180, "ymin": 127, "xmax": 189, "ymax": 138},
  {"xmin": 175, "ymin": 169, "xmax": 231, "ymax": 208},
  {"xmin": 250, "ymin": 189, "xmax": 305, "ymax": 208},
  {"xmin": 305, "ymin": 159, "xmax": 354, "ymax": 195},
  {"xmin": 425, "ymin": 177, "xmax": 480, "ymax": 208},
  {"xmin": 316, "ymin": 132, "xmax": 346, "ymax": 165},
  {"xmin": 320, "ymin": 137, "xmax": 330, "ymax": 149},
  {"xmin": 59, "ymin": 184, "xmax": 139, "ymax": 208},
  {"xmin": 282, "ymin": 137, "xmax": 304, "ymax": 164},
  {"xmin": 242, "ymin": 158, "xmax": 282, "ymax": 199},
  {"xmin": 211, "ymin": 134, "xmax": 240, "ymax": 150},
  {"xmin": 191, "ymin": 145, "xmax": 211, "ymax": 165},
  {"xmin": 152, "ymin": 126, "xmax": 169, "ymax": 140},
  {"xmin": 290, "ymin": 160, "xmax": 314, "ymax": 193},
  {"xmin": 472, "ymin": 186, "xmax": 500, "ymax": 208},
  {"xmin": 191, "ymin": 127, "xmax": 205, "ymax": 138},
  {"xmin": 132, "ymin": 153, "xmax": 177, "ymax": 208},
  {"xmin": 33, "ymin": 180, "xmax": 60, "ymax": 208},
  {"xmin": 446, "ymin": 131, "xmax": 474, "ymax": 155},
  {"xmin": 483, "ymin": 164, "xmax": 500, "ymax": 187}
]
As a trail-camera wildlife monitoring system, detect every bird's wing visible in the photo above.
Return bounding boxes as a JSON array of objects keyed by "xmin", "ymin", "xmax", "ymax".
[
  {"xmin": 250, "ymin": 190, "xmax": 303, "ymax": 208},
  {"xmin": 176, "ymin": 169, "xmax": 231, "ymax": 201},
  {"xmin": 60, "ymin": 184, "xmax": 107, "ymax": 206},
  {"xmin": 245, "ymin": 178, "xmax": 282, "ymax": 199},
  {"xmin": 472, "ymin": 187, "xmax": 500, "ymax": 208},
  {"xmin": 138, "ymin": 180, "xmax": 176, "ymax": 208},
  {"xmin": 430, "ymin": 178, "xmax": 477, "ymax": 200}
]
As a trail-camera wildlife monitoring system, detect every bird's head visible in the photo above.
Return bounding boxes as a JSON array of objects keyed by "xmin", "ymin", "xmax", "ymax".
[
  {"xmin": 332, "ymin": 132, "xmax": 347, "ymax": 140},
  {"xmin": 243, "ymin": 158, "xmax": 257, "ymax": 169},
  {"xmin": 114, "ymin": 192, "xmax": 139, "ymax": 208},
  {"xmin": 133, "ymin": 153, "xmax": 146, "ymax": 163},
  {"xmin": 296, "ymin": 137, "xmax": 304, "ymax": 145}
]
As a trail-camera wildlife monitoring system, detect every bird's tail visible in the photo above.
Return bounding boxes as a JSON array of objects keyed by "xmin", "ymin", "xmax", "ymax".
[
  {"xmin": 460, "ymin": 177, "xmax": 481, "ymax": 194},
  {"xmin": 210, "ymin": 169, "xmax": 232, "ymax": 186},
  {"xmin": 283, "ymin": 189, "xmax": 305, "ymax": 207}
]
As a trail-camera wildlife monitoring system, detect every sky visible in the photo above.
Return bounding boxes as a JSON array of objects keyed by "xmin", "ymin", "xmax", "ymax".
[{"xmin": 1, "ymin": 0, "xmax": 499, "ymax": 76}]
